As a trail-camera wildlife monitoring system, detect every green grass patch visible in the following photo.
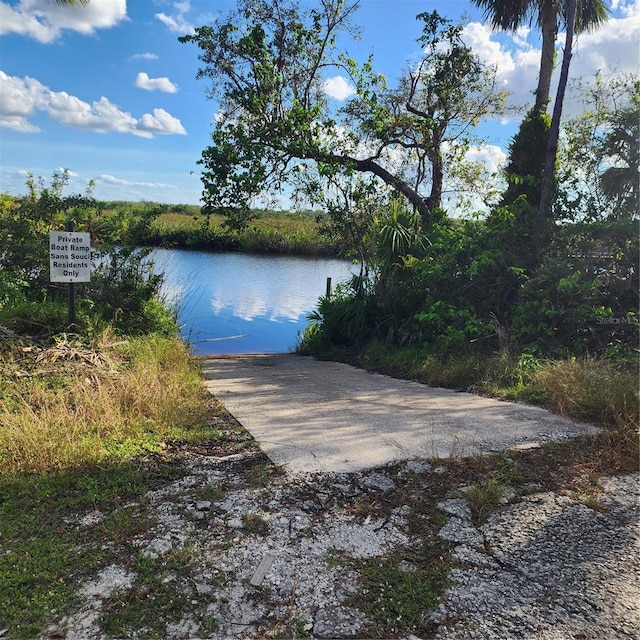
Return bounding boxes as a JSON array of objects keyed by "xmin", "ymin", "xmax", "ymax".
[
  {"xmin": 0, "ymin": 334, "xmax": 213, "ymax": 473},
  {"xmin": 0, "ymin": 332, "xmax": 240, "ymax": 638},
  {"xmin": 0, "ymin": 461, "xmax": 185, "ymax": 639},
  {"xmin": 343, "ymin": 546, "xmax": 451, "ymax": 638},
  {"xmin": 99, "ymin": 549, "xmax": 215, "ymax": 638},
  {"xmin": 138, "ymin": 208, "xmax": 341, "ymax": 256}
]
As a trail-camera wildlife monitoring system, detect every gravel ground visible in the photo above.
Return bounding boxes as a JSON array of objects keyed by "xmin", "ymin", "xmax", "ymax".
[
  {"xmin": 432, "ymin": 473, "xmax": 639, "ymax": 640},
  {"xmin": 47, "ymin": 451, "xmax": 639, "ymax": 640}
]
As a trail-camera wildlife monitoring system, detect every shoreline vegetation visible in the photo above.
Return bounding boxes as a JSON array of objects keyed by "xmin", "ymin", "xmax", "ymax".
[{"xmin": 104, "ymin": 201, "xmax": 347, "ymax": 257}]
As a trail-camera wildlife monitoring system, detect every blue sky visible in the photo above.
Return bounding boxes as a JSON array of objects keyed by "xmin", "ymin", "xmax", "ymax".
[{"xmin": 0, "ymin": 0, "xmax": 638, "ymax": 206}]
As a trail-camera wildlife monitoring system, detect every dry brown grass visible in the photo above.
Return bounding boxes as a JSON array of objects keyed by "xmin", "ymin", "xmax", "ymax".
[
  {"xmin": 530, "ymin": 357, "xmax": 638, "ymax": 428},
  {"xmin": 0, "ymin": 333, "xmax": 212, "ymax": 474}
]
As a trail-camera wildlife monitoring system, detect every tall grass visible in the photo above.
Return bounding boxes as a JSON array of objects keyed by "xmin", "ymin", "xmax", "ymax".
[{"xmin": 0, "ymin": 334, "xmax": 212, "ymax": 474}]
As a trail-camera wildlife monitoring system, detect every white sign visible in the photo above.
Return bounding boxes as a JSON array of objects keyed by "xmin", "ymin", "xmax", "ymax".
[{"xmin": 49, "ymin": 231, "xmax": 92, "ymax": 282}]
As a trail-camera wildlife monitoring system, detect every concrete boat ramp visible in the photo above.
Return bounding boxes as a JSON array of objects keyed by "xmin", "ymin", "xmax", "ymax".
[{"xmin": 202, "ymin": 354, "xmax": 597, "ymax": 475}]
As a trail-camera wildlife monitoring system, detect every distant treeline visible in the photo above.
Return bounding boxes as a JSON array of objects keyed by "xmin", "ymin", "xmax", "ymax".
[{"xmin": 98, "ymin": 201, "xmax": 346, "ymax": 257}]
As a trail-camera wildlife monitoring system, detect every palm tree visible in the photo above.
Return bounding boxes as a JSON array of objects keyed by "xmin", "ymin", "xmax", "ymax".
[
  {"xmin": 539, "ymin": 0, "xmax": 578, "ymax": 236},
  {"xmin": 53, "ymin": 0, "xmax": 90, "ymax": 5},
  {"xmin": 471, "ymin": 0, "xmax": 609, "ymax": 113}
]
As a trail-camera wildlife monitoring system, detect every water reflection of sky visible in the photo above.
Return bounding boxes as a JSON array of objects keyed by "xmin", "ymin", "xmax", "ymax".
[{"xmin": 152, "ymin": 249, "xmax": 354, "ymax": 355}]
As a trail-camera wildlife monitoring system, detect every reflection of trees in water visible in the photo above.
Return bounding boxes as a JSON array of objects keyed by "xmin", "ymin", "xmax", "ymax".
[{"xmin": 152, "ymin": 249, "xmax": 354, "ymax": 353}]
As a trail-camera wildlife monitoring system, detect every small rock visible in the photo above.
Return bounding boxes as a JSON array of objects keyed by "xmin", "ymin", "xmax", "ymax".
[
  {"xmin": 362, "ymin": 472, "xmax": 395, "ymax": 492},
  {"xmin": 227, "ymin": 517, "xmax": 244, "ymax": 529},
  {"xmin": 438, "ymin": 518, "xmax": 484, "ymax": 548},
  {"xmin": 399, "ymin": 560, "xmax": 417, "ymax": 573},
  {"xmin": 437, "ymin": 498, "xmax": 472, "ymax": 520},
  {"xmin": 278, "ymin": 584, "xmax": 293, "ymax": 599},
  {"xmin": 426, "ymin": 604, "xmax": 447, "ymax": 624},
  {"xmin": 403, "ymin": 460, "xmax": 433, "ymax": 475}
]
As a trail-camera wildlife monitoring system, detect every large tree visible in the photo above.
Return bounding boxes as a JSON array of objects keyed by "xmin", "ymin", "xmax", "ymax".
[
  {"xmin": 476, "ymin": 0, "xmax": 609, "ymax": 256},
  {"xmin": 472, "ymin": 0, "xmax": 609, "ymax": 114},
  {"xmin": 180, "ymin": 0, "xmax": 507, "ymax": 228},
  {"xmin": 538, "ymin": 0, "xmax": 578, "ymax": 227}
]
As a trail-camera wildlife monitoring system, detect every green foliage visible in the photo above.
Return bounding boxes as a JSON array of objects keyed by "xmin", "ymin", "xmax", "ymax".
[
  {"xmin": 512, "ymin": 218, "xmax": 639, "ymax": 357},
  {"xmin": 0, "ymin": 461, "xmax": 188, "ymax": 639},
  {"xmin": 346, "ymin": 547, "xmax": 450, "ymax": 638},
  {"xmin": 0, "ymin": 172, "xmax": 174, "ymax": 339},
  {"xmin": 501, "ymin": 109, "xmax": 551, "ymax": 209},
  {"xmin": 0, "ymin": 299, "xmax": 68, "ymax": 337},
  {"xmin": 182, "ymin": 2, "xmax": 508, "ymax": 228},
  {"xmin": 302, "ymin": 275, "xmax": 377, "ymax": 350},
  {"xmin": 138, "ymin": 208, "xmax": 336, "ymax": 255},
  {"xmin": 301, "ymin": 71, "xmax": 638, "ymax": 364},
  {"xmin": 85, "ymin": 246, "xmax": 168, "ymax": 336},
  {"xmin": 0, "ymin": 171, "xmax": 96, "ymax": 297},
  {"xmin": 556, "ymin": 74, "xmax": 639, "ymax": 222},
  {"xmin": 303, "ymin": 194, "xmax": 637, "ymax": 361}
]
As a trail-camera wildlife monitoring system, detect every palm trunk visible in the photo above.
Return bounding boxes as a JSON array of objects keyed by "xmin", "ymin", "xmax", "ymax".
[
  {"xmin": 535, "ymin": 0, "xmax": 559, "ymax": 114},
  {"xmin": 538, "ymin": 0, "xmax": 577, "ymax": 249}
]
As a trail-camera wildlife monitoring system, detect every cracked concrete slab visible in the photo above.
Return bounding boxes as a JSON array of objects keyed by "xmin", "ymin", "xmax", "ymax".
[{"xmin": 202, "ymin": 354, "xmax": 598, "ymax": 475}]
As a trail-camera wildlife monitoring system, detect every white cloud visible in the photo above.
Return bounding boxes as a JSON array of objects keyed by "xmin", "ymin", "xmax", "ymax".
[
  {"xmin": 98, "ymin": 174, "xmax": 175, "ymax": 189},
  {"xmin": 131, "ymin": 52, "xmax": 159, "ymax": 61},
  {"xmin": 460, "ymin": 2, "xmax": 639, "ymax": 117},
  {"xmin": 0, "ymin": 72, "xmax": 47, "ymax": 132},
  {"xmin": 619, "ymin": 0, "xmax": 639, "ymax": 17},
  {"xmin": 0, "ymin": 71, "xmax": 186, "ymax": 138},
  {"xmin": 322, "ymin": 76, "xmax": 356, "ymax": 101},
  {"xmin": 462, "ymin": 22, "xmax": 538, "ymax": 109},
  {"xmin": 135, "ymin": 72, "xmax": 178, "ymax": 93},
  {"xmin": 464, "ymin": 144, "xmax": 507, "ymax": 175},
  {"xmin": 155, "ymin": 0, "xmax": 195, "ymax": 35},
  {"xmin": 57, "ymin": 167, "xmax": 79, "ymax": 177},
  {"xmin": 0, "ymin": 0, "xmax": 126, "ymax": 43},
  {"xmin": 570, "ymin": 2, "xmax": 640, "ymax": 76},
  {"xmin": 137, "ymin": 108, "xmax": 186, "ymax": 136}
]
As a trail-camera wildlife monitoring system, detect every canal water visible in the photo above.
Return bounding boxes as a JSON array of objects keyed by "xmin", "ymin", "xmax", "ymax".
[{"xmin": 152, "ymin": 249, "xmax": 354, "ymax": 355}]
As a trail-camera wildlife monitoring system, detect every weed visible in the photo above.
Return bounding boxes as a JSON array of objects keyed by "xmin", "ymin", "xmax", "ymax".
[
  {"xmin": 344, "ymin": 545, "xmax": 451, "ymax": 638},
  {"xmin": 0, "ymin": 333, "xmax": 240, "ymax": 639},
  {"xmin": 242, "ymin": 512, "xmax": 270, "ymax": 536},
  {"xmin": 100, "ymin": 549, "xmax": 200, "ymax": 638},
  {"xmin": 0, "ymin": 334, "xmax": 212, "ymax": 473},
  {"xmin": 465, "ymin": 476, "xmax": 505, "ymax": 524},
  {"xmin": 0, "ymin": 460, "xmax": 185, "ymax": 639},
  {"xmin": 268, "ymin": 610, "xmax": 313, "ymax": 639},
  {"xmin": 241, "ymin": 454, "xmax": 282, "ymax": 488},
  {"xmin": 195, "ymin": 484, "xmax": 224, "ymax": 503},
  {"xmin": 98, "ymin": 501, "xmax": 157, "ymax": 543}
]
